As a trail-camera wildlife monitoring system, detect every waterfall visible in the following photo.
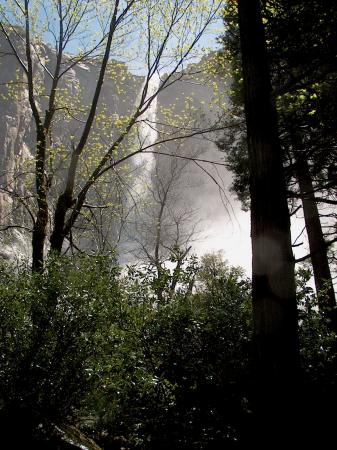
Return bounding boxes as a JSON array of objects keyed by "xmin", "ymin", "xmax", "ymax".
[
  {"xmin": 133, "ymin": 73, "xmax": 160, "ymax": 180},
  {"xmin": 117, "ymin": 73, "xmax": 161, "ymax": 260}
]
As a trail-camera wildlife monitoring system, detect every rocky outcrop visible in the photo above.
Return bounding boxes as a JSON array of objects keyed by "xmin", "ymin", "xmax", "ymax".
[
  {"xmin": 0, "ymin": 408, "xmax": 102, "ymax": 450},
  {"xmin": 53, "ymin": 424, "xmax": 103, "ymax": 450},
  {"xmin": 0, "ymin": 32, "xmax": 145, "ymax": 259}
]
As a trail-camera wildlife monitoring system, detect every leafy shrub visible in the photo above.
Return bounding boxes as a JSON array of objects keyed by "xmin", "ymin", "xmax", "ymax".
[
  {"xmin": 0, "ymin": 254, "xmax": 121, "ymax": 437},
  {"xmin": 1, "ymin": 254, "xmax": 336, "ymax": 449},
  {"xmin": 296, "ymin": 266, "xmax": 337, "ymax": 382},
  {"xmin": 91, "ymin": 253, "xmax": 253, "ymax": 449}
]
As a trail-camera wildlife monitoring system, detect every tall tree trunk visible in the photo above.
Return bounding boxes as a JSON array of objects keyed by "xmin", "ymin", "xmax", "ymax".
[
  {"xmin": 24, "ymin": 1, "xmax": 49, "ymax": 271},
  {"xmin": 296, "ymin": 157, "xmax": 336, "ymax": 313},
  {"xmin": 32, "ymin": 130, "xmax": 48, "ymax": 271},
  {"xmin": 49, "ymin": 193, "xmax": 72, "ymax": 255},
  {"xmin": 238, "ymin": 0, "xmax": 299, "ymax": 382},
  {"xmin": 237, "ymin": 0, "xmax": 299, "ymax": 443}
]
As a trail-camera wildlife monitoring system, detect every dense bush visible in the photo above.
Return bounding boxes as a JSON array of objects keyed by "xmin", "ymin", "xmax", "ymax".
[
  {"xmin": 88, "ymin": 253, "xmax": 253, "ymax": 449},
  {"xmin": 297, "ymin": 266, "xmax": 337, "ymax": 382},
  {"xmin": 0, "ymin": 254, "xmax": 121, "ymax": 442},
  {"xmin": 0, "ymin": 254, "xmax": 336, "ymax": 449}
]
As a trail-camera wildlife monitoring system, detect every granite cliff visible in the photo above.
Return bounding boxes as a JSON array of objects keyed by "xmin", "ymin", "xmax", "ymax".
[{"xmin": 0, "ymin": 32, "xmax": 231, "ymax": 263}]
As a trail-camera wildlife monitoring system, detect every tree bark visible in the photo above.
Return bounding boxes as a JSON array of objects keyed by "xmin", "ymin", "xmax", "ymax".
[
  {"xmin": 49, "ymin": 193, "xmax": 72, "ymax": 254},
  {"xmin": 23, "ymin": 1, "xmax": 49, "ymax": 271},
  {"xmin": 238, "ymin": 0, "xmax": 299, "ymax": 381},
  {"xmin": 296, "ymin": 157, "xmax": 336, "ymax": 312},
  {"xmin": 31, "ymin": 128, "xmax": 48, "ymax": 272},
  {"xmin": 238, "ymin": 0, "xmax": 300, "ymax": 443}
]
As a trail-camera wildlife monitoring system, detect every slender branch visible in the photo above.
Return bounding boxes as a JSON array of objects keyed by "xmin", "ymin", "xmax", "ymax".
[
  {"xmin": 0, "ymin": 224, "xmax": 32, "ymax": 232},
  {"xmin": 295, "ymin": 237, "xmax": 337, "ymax": 263},
  {"xmin": 143, "ymin": 150, "xmax": 226, "ymax": 167},
  {"xmin": 0, "ymin": 22, "xmax": 28, "ymax": 74}
]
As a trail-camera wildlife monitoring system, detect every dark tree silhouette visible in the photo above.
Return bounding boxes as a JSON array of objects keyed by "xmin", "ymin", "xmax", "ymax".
[{"xmin": 237, "ymin": 0, "xmax": 299, "ymax": 443}]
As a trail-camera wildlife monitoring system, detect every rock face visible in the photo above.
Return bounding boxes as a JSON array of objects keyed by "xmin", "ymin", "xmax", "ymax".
[
  {"xmin": 0, "ymin": 36, "xmax": 33, "ymax": 259},
  {"xmin": 0, "ymin": 405, "xmax": 102, "ymax": 450},
  {"xmin": 0, "ymin": 33, "xmax": 229, "ymax": 262}
]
